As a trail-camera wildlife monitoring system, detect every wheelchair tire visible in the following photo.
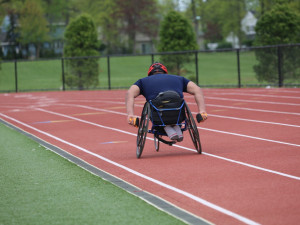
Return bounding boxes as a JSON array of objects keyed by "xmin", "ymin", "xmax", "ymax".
[
  {"xmin": 136, "ymin": 102, "xmax": 150, "ymax": 158},
  {"xmin": 185, "ymin": 102, "xmax": 202, "ymax": 154}
]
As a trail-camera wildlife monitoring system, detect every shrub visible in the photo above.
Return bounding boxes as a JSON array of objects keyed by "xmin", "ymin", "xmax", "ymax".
[{"xmin": 64, "ymin": 15, "xmax": 100, "ymax": 90}]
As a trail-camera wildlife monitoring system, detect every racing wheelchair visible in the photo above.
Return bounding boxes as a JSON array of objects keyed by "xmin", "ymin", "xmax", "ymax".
[{"xmin": 134, "ymin": 91, "xmax": 203, "ymax": 158}]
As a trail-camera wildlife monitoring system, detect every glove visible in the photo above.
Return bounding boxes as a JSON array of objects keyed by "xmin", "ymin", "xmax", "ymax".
[
  {"xmin": 129, "ymin": 117, "xmax": 139, "ymax": 127},
  {"xmin": 196, "ymin": 113, "xmax": 207, "ymax": 123}
]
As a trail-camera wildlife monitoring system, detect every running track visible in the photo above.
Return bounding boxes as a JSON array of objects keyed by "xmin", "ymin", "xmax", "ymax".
[{"xmin": 0, "ymin": 88, "xmax": 299, "ymax": 225}]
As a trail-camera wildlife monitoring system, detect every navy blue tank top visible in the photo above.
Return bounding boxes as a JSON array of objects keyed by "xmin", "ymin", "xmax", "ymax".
[{"xmin": 134, "ymin": 74, "xmax": 190, "ymax": 101}]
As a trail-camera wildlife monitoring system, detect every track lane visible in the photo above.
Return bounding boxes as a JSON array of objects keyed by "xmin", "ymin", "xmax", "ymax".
[
  {"xmin": 45, "ymin": 103, "xmax": 300, "ymax": 176},
  {"xmin": 64, "ymin": 98, "xmax": 300, "ymax": 148}
]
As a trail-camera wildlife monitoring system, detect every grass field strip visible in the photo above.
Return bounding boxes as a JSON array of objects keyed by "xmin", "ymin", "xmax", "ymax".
[
  {"xmin": 0, "ymin": 112, "xmax": 261, "ymax": 225},
  {"xmin": 15, "ymin": 107, "xmax": 300, "ymax": 181}
]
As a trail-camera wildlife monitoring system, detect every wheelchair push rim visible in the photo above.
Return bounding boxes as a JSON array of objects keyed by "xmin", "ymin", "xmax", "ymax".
[{"xmin": 136, "ymin": 102, "xmax": 150, "ymax": 158}]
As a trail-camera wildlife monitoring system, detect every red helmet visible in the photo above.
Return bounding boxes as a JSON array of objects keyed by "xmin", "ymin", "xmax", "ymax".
[{"xmin": 147, "ymin": 62, "xmax": 168, "ymax": 76}]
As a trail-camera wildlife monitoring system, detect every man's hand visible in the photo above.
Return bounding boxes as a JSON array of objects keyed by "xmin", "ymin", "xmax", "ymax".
[
  {"xmin": 196, "ymin": 112, "xmax": 208, "ymax": 123},
  {"xmin": 128, "ymin": 115, "xmax": 139, "ymax": 127}
]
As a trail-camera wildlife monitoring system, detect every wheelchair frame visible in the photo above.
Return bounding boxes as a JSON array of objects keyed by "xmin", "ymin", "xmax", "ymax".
[{"xmin": 136, "ymin": 100, "xmax": 202, "ymax": 158}]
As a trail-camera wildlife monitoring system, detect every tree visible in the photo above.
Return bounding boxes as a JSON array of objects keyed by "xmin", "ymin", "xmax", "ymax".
[
  {"xmin": 42, "ymin": 0, "xmax": 70, "ymax": 23},
  {"xmin": 159, "ymin": 0, "xmax": 179, "ymax": 14},
  {"xmin": 115, "ymin": 0, "xmax": 159, "ymax": 53},
  {"xmin": 18, "ymin": 0, "xmax": 49, "ymax": 58},
  {"xmin": 77, "ymin": 0, "xmax": 159, "ymax": 54},
  {"xmin": 197, "ymin": 0, "xmax": 246, "ymax": 47},
  {"xmin": 244, "ymin": 0, "xmax": 300, "ymax": 18},
  {"xmin": 77, "ymin": 0, "xmax": 122, "ymax": 54},
  {"xmin": 158, "ymin": 10, "xmax": 197, "ymax": 75},
  {"xmin": 253, "ymin": 2, "xmax": 300, "ymax": 84},
  {"xmin": 64, "ymin": 14, "xmax": 100, "ymax": 90},
  {"xmin": 255, "ymin": 4, "xmax": 300, "ymax": 45},
  {"xmin": 1, "ymin": 0, "xmax": 23, "ymax": 58},
  {"xmin": 95, "ymin": 0, "xmax": 120, "ymax": 54}
]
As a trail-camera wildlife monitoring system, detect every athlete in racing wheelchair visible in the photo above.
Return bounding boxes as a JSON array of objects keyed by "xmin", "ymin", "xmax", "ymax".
[{"xmin": 126, "ymin": 62, "xmax": 207, "ymax": 158}]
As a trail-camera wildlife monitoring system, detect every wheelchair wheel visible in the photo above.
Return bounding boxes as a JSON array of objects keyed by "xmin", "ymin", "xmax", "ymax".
[
  {"xmin": 185, "ymin": 102, "xmax": 202, "ymax": 154},
  {"xmin": 154, "ymin": 134, "xmax": 160, "ymax": 151},
  {"xmin": 136, "ymin": 102, "xmax": 150, "ymax": 158}
]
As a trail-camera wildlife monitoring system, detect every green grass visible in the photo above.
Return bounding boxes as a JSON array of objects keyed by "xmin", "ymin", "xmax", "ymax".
[
  {"xmin": 18, "ymin": 60, "xmax": 62, "ymax": 90},
  {"xmin": 0, "ymin": 122, "xmax": 186, "ymax": 225},
  {"xmin": 0, "ymin": 60, "xmax": 63, "ymax": 92},
  {"xmin": 98, "ymin": 55, "xmax": 152, "ymax": 89},
  {"xmin": 0, "ymin": 51, "xmax": 272, "ymax": 92}
]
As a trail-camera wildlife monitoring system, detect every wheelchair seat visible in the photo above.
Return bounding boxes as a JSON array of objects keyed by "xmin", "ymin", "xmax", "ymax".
[{"xmin": 149, "ymin": 91, "xmax": 185, "ymax": 126}]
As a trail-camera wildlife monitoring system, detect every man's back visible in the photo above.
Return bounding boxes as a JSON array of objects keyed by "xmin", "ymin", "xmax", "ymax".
[{"xmin": 134, "ymin": 74, "xmax": 190, "ymax": 101}]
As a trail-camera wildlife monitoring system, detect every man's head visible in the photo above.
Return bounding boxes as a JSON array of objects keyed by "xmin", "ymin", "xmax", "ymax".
[{"xmin": 148, "ymin": 62, "xmax": 168, "ymax": 76}]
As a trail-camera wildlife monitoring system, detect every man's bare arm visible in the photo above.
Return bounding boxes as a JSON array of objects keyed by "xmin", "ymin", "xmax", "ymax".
[
  {"xmin": 186, "ymin": 81, "xmax": 207, "ymax": 120},
  {"xmin": 125, "ymin": 85, "xmax": 140, "ymax": 124}
]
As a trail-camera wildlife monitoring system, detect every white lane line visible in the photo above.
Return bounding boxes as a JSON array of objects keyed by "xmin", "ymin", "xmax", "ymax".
[
  {"xmin": 208, "ymin": 93, "xmax": 300, "ymax": 99},
  {"xmin": 60, "ymin": 99, "xmax": 300, "ymax": 116},
  {"xmin": 199, "ymin": 127, "xmax": 300, "ymax": 147},
  {"xmin": 199, "ymin": 113, "xmax": 300, "ymax": 128},
  {"xmin": 33, "ymin": 108, "xmax": 300, "ymax": 180},
  {"xmin": 204, "ymin": 97, "xmax": 300, "ymax": 106},
  {"xmin": 49, "ymin": 97, "xmax": 300, "ymax": 116},
  {"xmin": 4, "ymin": 101, "xmax": 299, "ymax": 146},
  {"xmin": 175, "ymin": 145, "xmax": 300, "ymax": 181},
  {"xmin": 72, "ymin": 104, "xmax": 128, "ymax": 116},
  {"xmin": 0, "ymin": 112, "xmax": 260, "ymax": 225},
  {"xmin": 203, "ymin": 103, "xmax": 300, "ymax": 116},
  {"xmin": 64, "ymin": 103, "xmax": 300, "ymax": 128},
  {"xmin": 203, "ymin": 89, "xmax": 300, "ymax": 94},
  {"xmin": 63, "ymin": 104, "xmax": 300, "ymax": 146}
]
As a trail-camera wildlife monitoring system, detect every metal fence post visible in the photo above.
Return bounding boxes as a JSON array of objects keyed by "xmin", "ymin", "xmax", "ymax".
[
  {"xmin": 107, "ymin": 55, "xmax": 111, "ymax": 90},
  {"xmin": 151, "ymin": 54, "xmax": 154, "ymax": 64},
  {"xmin": 61, "ymin": 58, "xmax": 65, "ymax": 91},
  {"xmin": 277, "ymin": 46, "xmax": 283, "ymax": 87},
  {"xmin": 236, "ymin": 49, "xmax": 241, "ymax": 88},
  {"xmin": 14, "ymin": 60, "xmax": 18, "ymax": 93}
]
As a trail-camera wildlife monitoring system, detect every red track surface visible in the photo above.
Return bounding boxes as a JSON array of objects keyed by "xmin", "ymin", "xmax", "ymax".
[{"xmin": 1, "ymin": 88, "xmax": 299, "ymax": 225}]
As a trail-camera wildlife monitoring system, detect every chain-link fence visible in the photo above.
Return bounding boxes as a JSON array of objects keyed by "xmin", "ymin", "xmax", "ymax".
[{"xmin": 0, "ymin": 44, "xmax": 299, "ymax": 93}]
